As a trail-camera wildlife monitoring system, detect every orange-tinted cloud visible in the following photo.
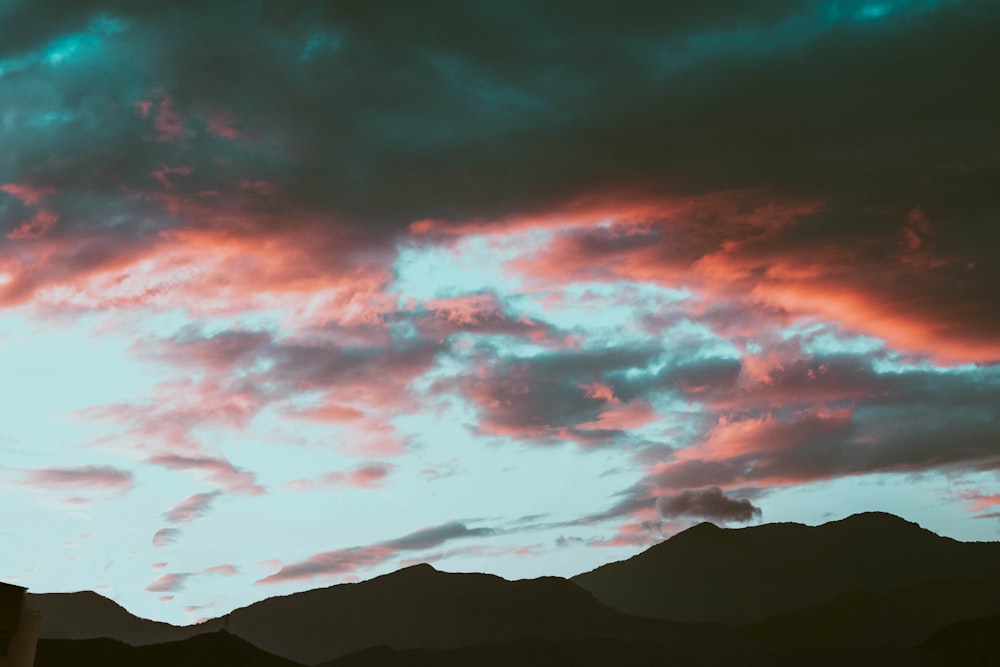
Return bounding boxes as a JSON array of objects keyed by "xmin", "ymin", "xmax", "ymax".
[
  {"xmin": 1, "ymin": 184, "xmax": 56, "ymax": 206},
  {"xmin": 287, "ymin": 462, "xmax": 393, "ymax": 491}
]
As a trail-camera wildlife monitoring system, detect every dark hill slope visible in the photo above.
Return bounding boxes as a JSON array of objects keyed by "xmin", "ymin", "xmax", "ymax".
[
  {"xmin": 27, "ymin": 590, "xmax": 221, "ymax": 644},
  {"xmin": 320, "ymin": 636, "xmax": 946, "ymax": 667},
  {"xmin": 745, "ymin": 572, "xmax": 1000, "ymax": 650},
  {"xmin": 920, "ymin": 612, "xmax": 1000, "ymax": 666},
  {"xmin": 222, "ymin": 563, "xmax": 753, "ymax": 665},
  {"xmin": 34, "ymin": 632, "xmax": 302, "ymax": 667},
  {"xmin": 572, "ymin": 512, "xmax": 1000, "ymax": 624}
]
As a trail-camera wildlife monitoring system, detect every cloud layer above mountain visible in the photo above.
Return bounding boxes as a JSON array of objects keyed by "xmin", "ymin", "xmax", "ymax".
[{"xmin": 1, "ymin": 0, "xmax": 997, "ymax": 624}]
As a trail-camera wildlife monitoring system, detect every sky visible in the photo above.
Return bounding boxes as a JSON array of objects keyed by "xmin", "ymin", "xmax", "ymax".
[{"xmin": 1, "ymin": 0, "xmax": 998, "ymax": 625}]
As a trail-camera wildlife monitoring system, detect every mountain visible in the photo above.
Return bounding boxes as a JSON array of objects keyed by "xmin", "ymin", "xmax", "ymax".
[
  {"xmin": 29, "ymin": 512, "xmax": 1000, "ymax": 664},
  {"xmin": 218, "ymin": 563, "xmax": 755, "ymax": 665},
  {"xmin": 27, "ymin": 589, "xmax": 222, "ymax": 644},
  {"xmin": 744, "ymin": 572, "xmax": 1000, "ymax": 650},
  {"xmin": 572, "ymin": 512, "xmax": 1000, "ymax": 624},
  {"xmin": 320, "ymin": 637, "xmax": 702, "ymax": 667},
  {"xmin": 920, "ymin": 612, "xmax": 1000, "ymax": 665},
  {"xmin": 34, "ymin": 631, "xmax": 303, "ymax": 667},
  {"xmin": 28, "ymin": 565, "xmax": 755, "ymax": 665},
  {"xmin": 319, "ymin": 636, "xmax": 949, "ymax": 667}
]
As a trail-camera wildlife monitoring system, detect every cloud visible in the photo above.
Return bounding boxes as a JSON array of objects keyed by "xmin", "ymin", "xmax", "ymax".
[
  {"xmin": 955, "ymin": 490, "xmax": 1000, "ymax": 513},
  {"xmin": 438, "ymin": 344, "xmax": 663, "ymax": 445},
  {"xmin": 655, "ymin": 486, "xmax": 762, "ymax": 523},
  {"xmin": 257, "ymin": 521, "xmax": 495, "ymax": 585},
  {"xmin": 1, "ymin": 0, "xmax": 999, "ymax": 595},
  {"xmin": 145, "ymin": 572, "xmax": 191, "ymax": 593},
  {"xmin": 145, "ymin": 563, "xmax": 237, "ymax": 594},
  {"xmin": 1, "ymin": 183, "xmax": 56, "ymax": 205},
  {"xmin": 19, "ymin": 465, "xmax": 133, "ymax": 494},
  {"xmin": 287, "ymin": 462, "xmax": 393, "ymax": 491},
  {"xmin": 152, "ymin": 528, "xmax": 180, "ymax": 548},
  {"xmin": 163, "ymin": 491, "xmax": 221, "ymax": 524},
  {"xmin": 145, "ymin": 454, "xmax": 265, "ymax": 496}
]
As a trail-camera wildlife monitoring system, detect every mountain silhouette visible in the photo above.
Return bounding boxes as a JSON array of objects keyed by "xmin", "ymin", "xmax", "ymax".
[
  {"xmin": 29, "ymin": 564, "xmax": 754, "ymax": 664},
  {"xmin": 27, "ymin": 589, "xmax": 222, "ymax": 644},
  {"xmin": 744, "ymin": 572, "xmax": 1000, "ymax": 650},
  {"xmin": 319, "ymin": 637, "xmax": 709, "ymax": 667},
  {"xmin": 216, "ymin": 563, "xmax": 754, "ymax": 664},
  {"xmin": 572, "ymin": 512, "xmax": 1000, "ymax": 623},
  {"xmin": 34, "ymin": 631, "xmax": 302, "ymax": 667},
  {"xmin": 318, "ymin": 636, "xmax": 946, "ymax": 667},
  {"xmin": 920, "ymin": 612, "xmax": 1000, "ymax": 665},
  {"xmin": 26, "ymin": 512, "xmax": 1000, "ymax": 665}
]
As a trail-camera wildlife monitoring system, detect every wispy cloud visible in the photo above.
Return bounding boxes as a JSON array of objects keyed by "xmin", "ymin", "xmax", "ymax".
[{"xmin": 257, "ymin": 522, "xmax": 495, "ymax": 585}]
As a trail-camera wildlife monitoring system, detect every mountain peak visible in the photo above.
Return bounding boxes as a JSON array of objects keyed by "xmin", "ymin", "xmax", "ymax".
[
  {"xmin": 388, "ymin": 562, "xmax": 438, "ymax": 576},
  {"xmin": 402, "ymin": 562, "xmax": 437, "ymax": 572},
  {"xmin": 837, "ymin": 511, "xmax": 913, "ymax": 525},
  {"xmin": 573, "ymin": 511, "xmax": 1000, "ymax": 625},
  {"xmin": 826, "ymin": 511, "xmax": 929, "ymax": 534},
  {"xmin": 671, "ymin": 521, "xmax": 723, "ymax": 539}
]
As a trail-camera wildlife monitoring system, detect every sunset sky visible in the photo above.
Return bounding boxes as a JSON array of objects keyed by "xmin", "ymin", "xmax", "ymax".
[{"xmin": 1, "ymin": 0, "xmax": 998, "ymax": 624}]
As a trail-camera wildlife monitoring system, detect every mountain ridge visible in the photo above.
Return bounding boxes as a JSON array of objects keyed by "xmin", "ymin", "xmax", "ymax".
[
  {"xmin": 23, "ymin": 511, "xmax": 1000, "ymax": 664},
  {"xmin": 571, "ymin": 511, "xmax": 1000, "ymax": 623}
]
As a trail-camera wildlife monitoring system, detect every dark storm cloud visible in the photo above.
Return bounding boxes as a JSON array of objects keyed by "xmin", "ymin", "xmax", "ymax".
[
  {"xmin": 4, "ymin": 0, "xmax": 999, "ymax": 554},
  {"xmin": 436, "ymin": 342, "xmax": 666, "ymax": 443},
  {"xmin": 2, "ymin": 0, "xmax": 997, "ymax": 351},
  {"xmin": 656, "ymin": 486, "xmax": 762, "ymax": 523},
  {"xmin": 2, "ymin": 0, "xmax": 995, "ymax": 226}
]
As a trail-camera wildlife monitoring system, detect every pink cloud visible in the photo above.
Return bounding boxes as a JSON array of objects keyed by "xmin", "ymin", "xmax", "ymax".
[
  {"xmin": 491, "ymin": 192, "xmax": 996, "ymax": 365},
  {"xmin": 408, "ymin": 293, "xmax": 553, "ymax": 342},
  {"xmin": 257, "ymin": 522, "xmax": 493, "ymax": 585},
  {"xmin": 151, "ymin": 165, "xmax": 192, "ymax": 188},
  {"xmin": 6, "ymin": 210, "xmax": 58, "ymax": 240},
  {"xmin": 152, "ymin": 96, "xmax": 186, "ymax": 142},
  {"xmin": 287, "ymin": 462, "xmax": 393, "ymax": 491},
  {"xmin": 207, "ymin": 112, "xmax": 240, "ymax": 139},
  {"xmin": 163, "ymin": 491, "xmax": 221, "ymax": 524},
  {"xmin": 589, "ymin": 511, "xmax": 670, "ymax": 548},
  {"xmin": 201, "ymin": 564, "xmax": 239, "ymax": 577},
  {"xmin": 0, "ymin": 184, "xmax": 56, "ymax": 205},
  {"xmin": 145, "ymin": 572, "xmax": 191, "ymax": 593},
  {"xmin": 576, "ymin": 397, "xmax": 656, "ymax": 432},
  {"xmin": 152, "ymin": 528, "xmax": 180, "ymax": 548},
  {"xmin": 286, "ymin": 404, "xmax": 365, "ymax": 423},
  {"xmin": 20, "ymin": 465, "xmax": 133, "ymax": 494},
  {"xmin": 955, "ymin": 490, "xmax": 1000, "ymax": 512},
  {"xmin": 682, "ymin": 408, "xmax": 854, "ymax": 463},
  {"xmin": 256, "ymin": 544, "xmax": 394, "ymax": 584},
  {"xmin": 146, "ymin": 454, "xmax": 265, "ymax": 495}
]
